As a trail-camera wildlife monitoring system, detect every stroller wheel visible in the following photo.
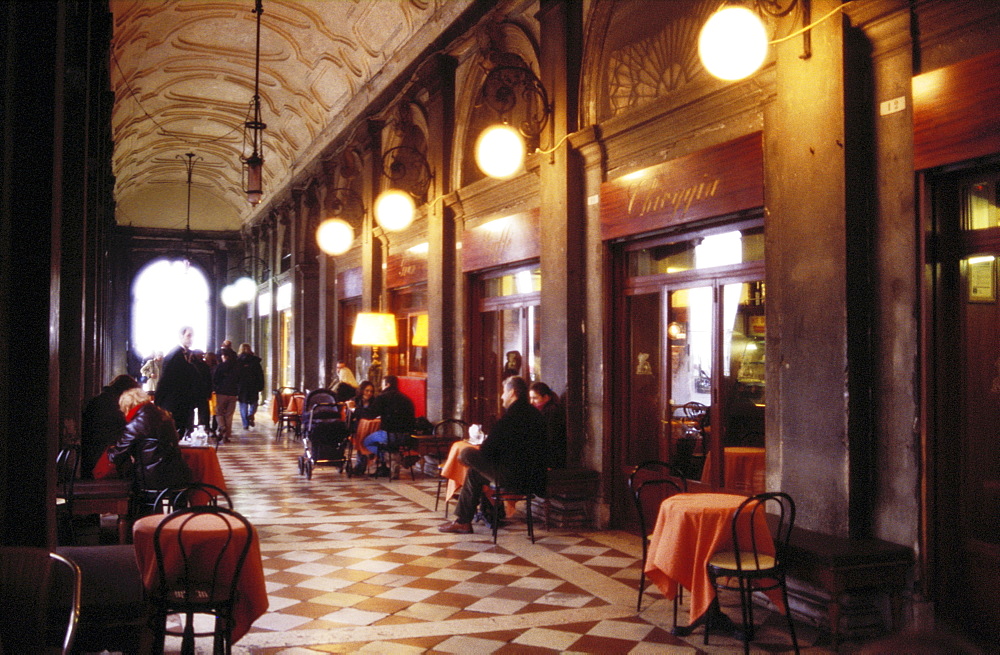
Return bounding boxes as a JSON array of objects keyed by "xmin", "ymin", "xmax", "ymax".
[
  {"xmin": 298, "ymin": 455, "xmax": 305, "ymax": 475},
  {"xmin": 305, "ymin": 459, "xmax": 314, "ymax": 480}
]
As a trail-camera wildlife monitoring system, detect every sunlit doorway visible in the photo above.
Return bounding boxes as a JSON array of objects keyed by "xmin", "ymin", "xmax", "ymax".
[{"xmin": 131, "ymin": 259, "xmax": 211, "ymax": 363}]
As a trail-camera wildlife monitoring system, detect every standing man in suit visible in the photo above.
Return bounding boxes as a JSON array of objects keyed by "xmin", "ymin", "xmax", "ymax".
[{"xmin": 154, "ymin": 326, "xmax": 200, "ymax": 436}]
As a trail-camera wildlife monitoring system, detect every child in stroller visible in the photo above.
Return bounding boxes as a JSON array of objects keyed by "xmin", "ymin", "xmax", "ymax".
[{"xmin": 298, "ymin": 389, "xmax": 350, "ymax": 479}]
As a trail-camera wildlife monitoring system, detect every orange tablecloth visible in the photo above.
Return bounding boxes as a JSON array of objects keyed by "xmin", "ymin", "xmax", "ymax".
[
  {"xmin": 352, "ymin": 417, "xmax": 381, "ymax": 457},
  {"xmin": 700, "ymin": 447, "xmax": 765, "ymax": 495},
  {"xmin": 643, "ymin": 492, "xmax": 776, "ymax": 624},
  {"xmin": 180, "ymin": 446, "xmax": 227, "ymax": 492},
  {"xmin": 133, "ymin": 512, "xmax": 268, "ymax": 643},
  {"xmin": 440, "ymin": 440, "xmax": 477, "ymax": 501}
]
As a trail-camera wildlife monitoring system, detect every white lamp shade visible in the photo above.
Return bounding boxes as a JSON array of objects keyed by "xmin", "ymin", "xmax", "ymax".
[
  {"xmin": 221, "ymin": 284, "xmax": 242, "ymax": 308},
  {"xmin": 316, "ymin": 218, "xmax": 354, "ymax": 255},
  {"xmin": 374, "ymin": 189, "xmax": 415, "ymax": 232},
  {"xmin": 233, "ymin": 276, "xmax": 257, "ymax": 303},
  {"xmin": 476, "ymin": 124, "xmax": 525, "ymax": 179},
  {"xmin": 698, "ymin": 6, "xmax": 769, "ymax": 81},
  {"xmin": 352, "ymin": 312, "xmax": 398, "ymax": 347}
]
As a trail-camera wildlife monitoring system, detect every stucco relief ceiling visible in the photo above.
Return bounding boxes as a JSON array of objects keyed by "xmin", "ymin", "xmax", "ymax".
[{"xmin": 109, "ymin": 0, "xmax": 473, "ymax": 232}]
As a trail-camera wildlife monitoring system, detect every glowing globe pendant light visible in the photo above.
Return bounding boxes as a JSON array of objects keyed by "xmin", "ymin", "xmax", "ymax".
[{"xmin": 698, "ymin": 6, "xmax": 769, "ymax": 81}]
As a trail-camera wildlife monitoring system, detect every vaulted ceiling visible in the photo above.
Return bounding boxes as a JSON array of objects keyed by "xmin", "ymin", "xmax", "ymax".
[{"xmin": 109, "ymin": 0, "xmax": 475, "ymax": 232}]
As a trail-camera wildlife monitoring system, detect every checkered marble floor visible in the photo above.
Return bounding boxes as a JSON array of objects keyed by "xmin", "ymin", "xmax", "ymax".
[{"xmin": 202, "ymin": 414, "xmax": 830, "ymax": 654}]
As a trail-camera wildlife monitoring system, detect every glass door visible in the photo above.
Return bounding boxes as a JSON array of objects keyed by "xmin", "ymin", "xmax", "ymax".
[
  {"xmin": 469, "ymin": 264, "xmax": 540, "ymax": 431},
  {"xmin": 617, "ymin": 221, "xmax": 766, "ymax": 504},
  {"xmin": 930, "ymin": 167, "xmax": 1000, "ymax": 640}
]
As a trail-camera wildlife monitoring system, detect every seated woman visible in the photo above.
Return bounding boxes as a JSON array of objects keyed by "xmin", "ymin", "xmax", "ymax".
[
  {"xmin": 348, "ymin": 380, "xmax": 376, "ymax": 432},
  {"xmin": 108, "ymin": 388, "xmax": 192, "ymax": 511}
]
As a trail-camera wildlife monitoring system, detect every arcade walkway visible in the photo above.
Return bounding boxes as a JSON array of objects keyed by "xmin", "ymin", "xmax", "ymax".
[{"xmin": 199, "ymin": 412, "xmax": 831, "ymax": 654}]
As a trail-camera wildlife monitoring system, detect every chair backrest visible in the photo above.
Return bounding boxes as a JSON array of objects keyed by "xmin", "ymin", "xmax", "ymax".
[
  {"xmin": 675, "ymin": 402, "xmax": 708, "ymax": 436},
  {"xmin": 152, "ymin": 505, "xmax": 254, "ymax": 608},
  {"xmin": 56, "ymin": 445, "xmax": 81, "ymax": 498},
  {"xmin": 628, "ymin": 460, "xmax": 687, "ymax": 539},
  {"xmin": 0, "ymin": 547, "xmax": 81, "ymax": 655},
  {"xmin": 153, "ymin": 482, "xmax": 233, "ymax": 513},
  {"xmin": 730, "ymin": 491, "xmax": 796, "ymax": 571},
  {"xmin": 433, "ymin": 418, "xmax": 470, "ymax": 441}
]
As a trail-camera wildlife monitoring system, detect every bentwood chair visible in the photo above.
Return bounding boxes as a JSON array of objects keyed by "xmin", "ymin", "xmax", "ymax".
[
  {"xmin": 0, "ymin": 547, "xmax": 82, "ymax": 655},
  {"xmin": 705, "ymin": 491, "xmax": 799, "ymax": 654},
  {"xmin": 153, "ymin": 482, "xmax": 233, "ymax": 513},
  {"xmin": 56, "ymin": 444, "xmax": 132, "ymax": 544},
  {"xmin": 273, "ymin": 387, "xmax": 304, "ymax": 441},
  {"xmin": 149, "ymin": 505, "xmax": 254, "ymax": 655},
  {"xmin": 628, "ymin": 460, "xmax": 687, "ymax": 616}
]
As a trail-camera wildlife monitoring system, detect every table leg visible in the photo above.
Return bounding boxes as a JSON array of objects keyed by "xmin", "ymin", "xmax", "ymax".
[{"xmin": 672, "ymin": 597, "xmax": 742, "ymax": 638}]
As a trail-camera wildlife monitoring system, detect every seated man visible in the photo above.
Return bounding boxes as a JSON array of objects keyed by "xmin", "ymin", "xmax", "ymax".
[
  {"xmin": 439, "ymin": 376, "xmax": 547, "ymax": 534},
  {"xmin": 355, "ymin": 375, "xmax": 416, "ymax": 477}
]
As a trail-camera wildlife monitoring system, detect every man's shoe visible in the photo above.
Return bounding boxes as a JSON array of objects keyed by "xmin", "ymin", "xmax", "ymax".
[{"xmin": 438, "ymin": 521, "xmax": 473, "ymax": 534}]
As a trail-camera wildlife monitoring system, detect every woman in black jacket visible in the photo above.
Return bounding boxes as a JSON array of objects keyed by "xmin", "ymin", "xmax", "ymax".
[{"xmin": 108, "ymin": 387, "xmax": 192, "ymax": 497}]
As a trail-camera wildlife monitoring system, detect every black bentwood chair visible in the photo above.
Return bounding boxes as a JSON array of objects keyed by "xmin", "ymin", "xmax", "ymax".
[
  {"xmin": 628, "ymin": 460, "xmax": 687, "ymax": 618},
  {"xmin": 149, "ymin": 505, "xmax": 254, "ymax": 655},
  {"xmin": 705, "ymin": 491, "xmax": 799, "ymax": 655},
  {"xmin": 0, "ymin": 547, "xmax": 82, "ymax": 655}
]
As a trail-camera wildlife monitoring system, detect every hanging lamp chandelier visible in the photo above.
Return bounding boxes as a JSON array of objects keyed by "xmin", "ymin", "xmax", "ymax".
[{"xmin": 242, "ymin": 0, "xmax": 266, "ymax": 205}]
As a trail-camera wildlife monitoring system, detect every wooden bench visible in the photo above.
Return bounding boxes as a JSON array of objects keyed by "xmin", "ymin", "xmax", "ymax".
[{"xmin": 781, "ymin": 524, "xmax": 914, "ymax": 645}]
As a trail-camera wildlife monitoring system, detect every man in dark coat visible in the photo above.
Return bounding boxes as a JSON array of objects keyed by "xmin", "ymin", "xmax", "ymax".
[
  {"xmin": 153, "ymin": 326, "xmax": 200, "ymax": 436},
  {"xmin": 439, "ymin": 375, "xmax": 547, "ymax": 534}
]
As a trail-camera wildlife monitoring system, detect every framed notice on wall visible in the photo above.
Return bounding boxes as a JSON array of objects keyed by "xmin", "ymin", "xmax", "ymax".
[{"xmin": 969, "ymin": 257, "xmax": 996, "ymax": 303}]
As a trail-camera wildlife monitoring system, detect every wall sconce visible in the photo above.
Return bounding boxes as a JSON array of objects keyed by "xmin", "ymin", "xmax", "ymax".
[
  {"xmin": 699, "ymin": 1, "xmax": 853, "ymax": 81},
  {"xmin": 475, "ymin": 64, "xmax": 551, "ymax": 179},
  {"xmin": 316, "ymin": 187, "xmax": 363, "ymax": 256},
  {"xmin": 374, "ymin": 146, "xmax": 432, "ymax": 232},
  {"xmin": 241, "ymin": 0, "xmax": 267, "ymax": 205},
  {"xmin": 352, "ymin": 311, "xmax": 398, "ymax": 386},
  {"xmin": 222, "ymin": 255, "xmax": 269, "ymax": 308}
]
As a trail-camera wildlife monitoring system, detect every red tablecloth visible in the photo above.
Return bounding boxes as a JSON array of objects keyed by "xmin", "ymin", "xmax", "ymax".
[
  {"xmin": 180, "ymin": 446, "xmax": 227, "ymax": 492},
  {"xmin": 700, "ymin": 447, "xmax": 765, "ymax": 495},
  {"xmin": 643, "ymin": 492, "xmax": 777, "ymax": 624},
  {"xmin": 133, "ymin": 511, "xmax": 268, "ymax": 643}
]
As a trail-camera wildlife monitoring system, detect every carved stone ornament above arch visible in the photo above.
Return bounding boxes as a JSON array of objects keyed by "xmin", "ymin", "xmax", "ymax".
[{"xmin": 581, "ymin": 0, "xmax": 717, "ymax": 126}]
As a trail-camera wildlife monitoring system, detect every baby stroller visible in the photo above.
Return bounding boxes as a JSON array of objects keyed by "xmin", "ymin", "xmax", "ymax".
[{"xmin": 298, "ymin": 389, "xmax": 350, "ymax": 479}]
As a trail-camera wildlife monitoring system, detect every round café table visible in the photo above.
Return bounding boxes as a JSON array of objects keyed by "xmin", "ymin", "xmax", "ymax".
[{"xmin": 643, "ymin": 492, "xmax": 779, "ymax": 630}]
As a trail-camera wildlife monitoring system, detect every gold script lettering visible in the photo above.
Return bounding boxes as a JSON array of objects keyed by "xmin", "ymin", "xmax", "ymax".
[{"xmin": 626, "ymin": 176, "xmax": 721, "ymax": 220}]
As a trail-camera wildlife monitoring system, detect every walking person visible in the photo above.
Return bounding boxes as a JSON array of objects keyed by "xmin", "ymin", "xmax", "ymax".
[
  {"xmin": 213, "ymin": 347, "xmax": 240, "ymax": 443},
  {"xmin": 237, "ymin": 343, "xmax": 265, "ymax": 430}
]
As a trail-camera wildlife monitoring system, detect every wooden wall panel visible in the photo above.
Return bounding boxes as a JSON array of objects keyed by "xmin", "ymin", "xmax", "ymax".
[
  {"xmin": 600, "ymin": 132, "xmax": 763, "ymax": 241},
  {"xmin": 913, "ymin": 48, "xmax": 1000, "ymax": 171},
  {"xmin": 461, "ymin": 209, "xmax": 541, "ymax": 273}
]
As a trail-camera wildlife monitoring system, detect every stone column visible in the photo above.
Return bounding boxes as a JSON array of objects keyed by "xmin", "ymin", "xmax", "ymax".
[{"xmin": 538, "ymin": 0, "xmax": 585, "ymax": 465}]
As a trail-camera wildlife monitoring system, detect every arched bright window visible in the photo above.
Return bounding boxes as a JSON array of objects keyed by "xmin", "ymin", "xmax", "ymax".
[{"xmin": 131, "ymin": 259, "xmax": 210, "ymax": 360}]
